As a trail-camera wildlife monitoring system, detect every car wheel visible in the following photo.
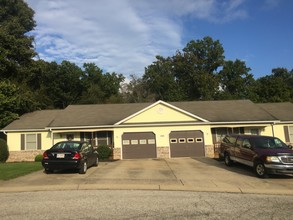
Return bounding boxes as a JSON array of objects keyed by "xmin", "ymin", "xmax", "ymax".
[
  {"xmin": 254, "ymin": 162, "xmax": 267, "ymax": 178},
  {"xmin": 79, "ymin": 161, "xmax": 87, "ymax": 174},
  {"xmin": 224, "ymin": 153, "xmax": 233, "ymax": 166},
  {"xmin": 94, "ymin": 157, "xmax": 99, "ymax": 167}
]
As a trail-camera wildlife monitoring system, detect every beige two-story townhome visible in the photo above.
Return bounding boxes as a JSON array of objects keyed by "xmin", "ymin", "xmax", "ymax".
[{"xmin": 1, "ymin": 100, "xmax": 293, "ymax": 162}]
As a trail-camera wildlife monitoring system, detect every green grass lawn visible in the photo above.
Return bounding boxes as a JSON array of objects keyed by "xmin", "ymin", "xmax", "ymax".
[{"xmin": 0, "ymin": 162, "xmax": 43, "ymax": 180}]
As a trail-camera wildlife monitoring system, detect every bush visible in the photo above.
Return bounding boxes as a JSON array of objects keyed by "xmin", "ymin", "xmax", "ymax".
[
  {"xmin": 97, "ymin": 145, "xmax": 113, "ymax": 160},
  {"xmin": 0, "ymin": 139, "xmax": 9, "ymax": 163},
  {"xmin": 34, "ymin": 154, "xmax": 43, "ymax": 162}
]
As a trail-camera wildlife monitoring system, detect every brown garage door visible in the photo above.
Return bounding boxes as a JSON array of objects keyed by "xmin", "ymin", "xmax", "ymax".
[
  {"xmin": 170, "ymin": 130, "xmax": 205, "ymax": 157},
  {"xmin": 122, "ymin": 132, "xmax": 157, "ymax": 159}
]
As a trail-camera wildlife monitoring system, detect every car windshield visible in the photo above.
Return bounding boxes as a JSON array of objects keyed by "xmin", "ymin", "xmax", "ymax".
[
  {"xmin": 251, "ymin": 137, "xmax": 288, "ymax": 149},
  {"xmin": 51, "ymin": 142, "xmax": 82, "ymax": 151}
]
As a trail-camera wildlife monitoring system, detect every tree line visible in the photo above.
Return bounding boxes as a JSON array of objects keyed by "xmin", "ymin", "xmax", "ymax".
[{"xmin": 0, "ymin": 0, "xmax": 292, "ymax": 128}]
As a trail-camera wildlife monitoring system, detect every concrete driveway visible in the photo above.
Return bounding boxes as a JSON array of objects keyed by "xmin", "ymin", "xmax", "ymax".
[{"xmin": 1, "ymin": 158, "xmax": 293, "ymax": 194}]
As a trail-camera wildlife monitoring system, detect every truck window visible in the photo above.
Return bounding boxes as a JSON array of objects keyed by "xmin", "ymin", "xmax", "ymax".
[
  {"xmin": 242, "ymin": 139, "xmax": 251, "ymax": 148},
  {"xmin": 236, "ymin": 137, "xmax": 243, "ymax": 148},
  {"xmin": 222, "ymin": 136, "xmax": 236, "ymax": 145}
]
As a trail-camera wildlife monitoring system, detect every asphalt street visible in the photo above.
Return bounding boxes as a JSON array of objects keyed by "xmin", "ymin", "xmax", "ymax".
[{"xmin": 0, "ymin": 190, "xmax": 292, "ymax": 220}]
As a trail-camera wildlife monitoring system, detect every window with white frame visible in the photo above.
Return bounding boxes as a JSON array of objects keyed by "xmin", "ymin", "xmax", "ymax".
[
  {"xmin": 170, "ymin": 138, "xmax": 177, "ymax": 143},
  {"xmin": 179, "ymin": 138, "xmax": 186, "ymax": 143},
  {"xmin": 26, "ymin": 134, "xmax": 37, "ymax": 150}
]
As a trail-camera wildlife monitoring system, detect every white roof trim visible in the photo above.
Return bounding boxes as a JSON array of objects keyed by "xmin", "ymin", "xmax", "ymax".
[
  {"xmin": 273, "ymin": 121, "xmax": 293, "ymax": 124},
  {"xmin": 0, "ymin": 129, "xmax": 48, "ymax": 132},
  {"xmin": 115, "ymin": 100, "xmax": 209, "ymax": 125},
  {"xmin": 2, "ymin": 120, "xmax": 281, "ymax": 132}
]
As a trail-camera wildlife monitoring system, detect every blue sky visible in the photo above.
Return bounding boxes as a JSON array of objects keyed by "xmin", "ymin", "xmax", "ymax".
[{"xmin": 25, "ymin": 0, "xmax": 293, "ymax": 79}]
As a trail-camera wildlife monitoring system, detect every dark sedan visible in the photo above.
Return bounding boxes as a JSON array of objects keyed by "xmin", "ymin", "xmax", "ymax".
[{"xmin": 42, "ymin": 141, "xmax": 98, "ymax": 174}]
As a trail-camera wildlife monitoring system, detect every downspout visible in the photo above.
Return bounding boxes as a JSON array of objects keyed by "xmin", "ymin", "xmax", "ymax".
[
  {"xmin": 271, "ymin": 122, "xmax": 275, "ymax": 137},
  {"xmin": 49, "ymin": 128, "xmax": 54, "ymax": 146}
]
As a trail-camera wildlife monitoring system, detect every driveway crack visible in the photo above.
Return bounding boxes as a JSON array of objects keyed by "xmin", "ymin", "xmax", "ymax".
[{"xmin": 164, "ymin": 159, "xmax": 184, "ymax": 185}]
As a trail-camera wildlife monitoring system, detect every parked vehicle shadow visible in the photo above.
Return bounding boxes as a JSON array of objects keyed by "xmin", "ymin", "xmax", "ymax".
[{"xmin": 43, "ymin": 169, "xmax": 81, "ymax": 175}]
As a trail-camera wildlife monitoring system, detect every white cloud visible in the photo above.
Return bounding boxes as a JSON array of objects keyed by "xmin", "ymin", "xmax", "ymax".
[
  {"xmin": 262, "ymin": 0, "xmax": 280, "ymax": 9},
  {"xmin": 26, "ymin": 0, "xmax": 248, "ymax": 76}
]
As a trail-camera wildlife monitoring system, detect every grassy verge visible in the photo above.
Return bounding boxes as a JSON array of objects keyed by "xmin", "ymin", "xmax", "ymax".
[{"xmin": 0, "ymin": 162, "xmax": 43, "ymax": 180}]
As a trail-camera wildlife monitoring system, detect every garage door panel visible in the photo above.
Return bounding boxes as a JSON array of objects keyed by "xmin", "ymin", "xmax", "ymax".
[
  {"xmin": 122, "ymin": 132, "xmax": 157, "ymax": 159},
  {"xmin": 123, "ymin": 145, "xmax": 156, "ymax": 159},
  {"xmin": 170, "ymin": 130, "xmax": 205, "ymax": 157}
]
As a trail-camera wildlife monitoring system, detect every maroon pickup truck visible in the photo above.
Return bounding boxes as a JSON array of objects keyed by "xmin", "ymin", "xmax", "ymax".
[{"xmin": 219, "ymin": 134, "xmax": 293, "ymax": 178}]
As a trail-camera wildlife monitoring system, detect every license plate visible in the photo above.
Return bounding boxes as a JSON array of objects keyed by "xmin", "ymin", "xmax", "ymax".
[{"xmin": 56, "ymin": 154, "xmax": 65, "ymax": 158}]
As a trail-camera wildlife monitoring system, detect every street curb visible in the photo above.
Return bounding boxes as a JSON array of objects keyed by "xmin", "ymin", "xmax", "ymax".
[{"xmin": 1, "ymin": 184, "xmax": 293, "ymax": 195}]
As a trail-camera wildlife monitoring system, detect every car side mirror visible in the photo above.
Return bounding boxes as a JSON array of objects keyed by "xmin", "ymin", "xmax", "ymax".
[{"xmin": 288, "ymin": 145, "xmax": 293, "ymax": 150}]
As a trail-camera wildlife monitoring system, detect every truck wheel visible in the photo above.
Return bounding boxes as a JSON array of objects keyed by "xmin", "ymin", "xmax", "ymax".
[
  {"xmin": 79, "ymin": 161, "xmax": 87, "ymax": 174},
  {"xmin": 254, "ymin": 162, "xmax": 267, "ymax": 178},
  {"xmin": 224, "ymin": 153, "xmax": 233, "ymax": 166}
]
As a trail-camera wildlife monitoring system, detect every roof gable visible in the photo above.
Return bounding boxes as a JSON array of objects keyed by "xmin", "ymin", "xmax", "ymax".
[{"xmin": 116, "ymin": 100, "xmax": 208, "ymax": 125}]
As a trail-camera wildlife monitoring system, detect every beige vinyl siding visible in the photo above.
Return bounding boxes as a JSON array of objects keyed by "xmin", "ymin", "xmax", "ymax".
[{"xmin": 124, "ymin": 103, "xmax": 198, "ymax": 124}]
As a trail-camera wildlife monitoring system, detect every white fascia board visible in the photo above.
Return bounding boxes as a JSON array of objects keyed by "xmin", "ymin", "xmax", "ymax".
[
  {"xmin": 114, "ymin": 120, "xmax": 280, "ymax": 128},
  {"xmin": 273, "ymin": 121, "xmax": 293, "ymax": 124},
  {"xmin": 0, "ymin": 128, "xmax": 48, "ymax": 132},
  {"xmin": 210, "ymin": 120, "xmax": 280, "ymax": 125},
  {"xmin": 47, "ymin": 120, "xmax": 281, "ymax": 130},
  {"xmin": 2, "ymin": 120, "xmax": 281, "ymax": 133},
  {"xmin": 46, "ymin": 125, "xmax": 114, "ymax": 130},
  {"xmin": 115, "ymin": 100, "xmax": 209, "ymax": 125}
]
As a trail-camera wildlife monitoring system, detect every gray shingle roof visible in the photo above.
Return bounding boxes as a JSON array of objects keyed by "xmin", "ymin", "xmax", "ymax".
[
  {"xmin": 2, "ymin": 110, "xmax": 62, "ymax": 130},
  {"xmin": 48, "ymin": 103, "xmax": 152, "ymax": 127},
  {"xmin": 257, "ymin": 102, "xmax": 293, "ymax": 121},
  {"xmin": 2, "ymin": 100, "xmax": 292, "ymax": 131},
  {"xmin": 170, "ymin": 100, "xmax": 278, "ymax": 122}
]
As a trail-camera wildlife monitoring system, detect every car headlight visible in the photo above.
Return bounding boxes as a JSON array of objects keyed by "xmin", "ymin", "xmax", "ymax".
[{"xmin": 266, "ymin": 156, "xmax": 280, "ymax": 163}]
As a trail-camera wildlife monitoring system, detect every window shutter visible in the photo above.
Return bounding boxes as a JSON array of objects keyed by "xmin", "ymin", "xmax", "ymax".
[
  {"xmin": 284, "ymin": 126, "xmax": 290, "ymax": 142},
  {"xmin": 37, "ymin": 134, "xmax": 42, "ymax": 149},
  {"xmin": 21, "ymin": 134, "xmax": 25, "ymax": 150}
]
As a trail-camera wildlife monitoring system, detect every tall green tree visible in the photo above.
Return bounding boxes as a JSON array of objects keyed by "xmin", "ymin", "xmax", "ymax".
[
  {"xmin": 0, "ymin": 80, "xmax": 19, "ymax": 128},
  {"xmin": 254, "ymin": 68, "xmax": 293, "ymax": 102},
  {"xmin": 46, "ymin": 61, "xmax": 84, "ymax": 108},
  {"xmin": 121, "ymin": 75, "xmax": 155, "ymax": 103},
  {"xmin": 141, "ymin": 36, "xmax": 225, "ymax": 101},
  {"xmin": 173, "ymin": 36, "xmax": 225, "ymax": 100},
  {"xmin": 0, "ymin": 0, "xmax": 41, "ymax": 128},
  {"xmin": 143, "ymin": 56, "xmax": 184, "ymax": 101},
  {"xmin": 217, "ymin": 59, "xmax": 254, "ymax": 99},
  {"xmin": 0, "ymin": 0, "xmax": 36, "ymax": 81},
  {"xmin": 79, "ymin": 63, "xmax": 125, "ymax": 104}
]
